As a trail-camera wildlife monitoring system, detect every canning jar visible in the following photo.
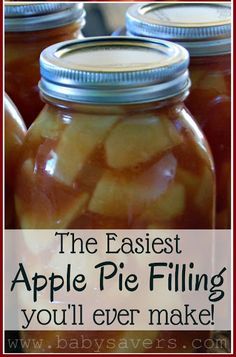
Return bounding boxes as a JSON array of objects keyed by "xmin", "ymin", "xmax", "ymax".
[
  {"xmin": 15, "ymin": 37, "xmax": 214, "ymax": 353},
  {"xmin": 126, "ymin": 2, "xmax": 231, "ymax": 229},
  {"xmin": 5, "ymin": 94, "xmax": 26, "ymax": 229},
  {"xmin": 5, "ymin": 3, "xmax": 85, "ymax": 127}
]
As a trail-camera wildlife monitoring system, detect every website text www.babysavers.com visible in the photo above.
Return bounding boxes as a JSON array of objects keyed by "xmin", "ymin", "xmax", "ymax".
[{"xmin": 5, "ymin": 333, "xmax": 230, "ymax": 353}]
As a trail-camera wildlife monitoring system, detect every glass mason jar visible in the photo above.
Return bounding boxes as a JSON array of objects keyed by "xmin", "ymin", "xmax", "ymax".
[
  {"xmin": 126, "ymin": 2, "xmax": 231, "ymax": 229},
  {"xmin": 5, "ymin": 94, "xmax": 26, "ymax": 229},
  {"xmin": 186, "ymin": 55, "xmax": 230, "ymax": 229},
  {"xmin": 5, "ymin": 3, "xmax": 85, "ymax": 127},
  {"xmin": 15, "ymin": 37, "xmax": 215, "ymax": 353}
]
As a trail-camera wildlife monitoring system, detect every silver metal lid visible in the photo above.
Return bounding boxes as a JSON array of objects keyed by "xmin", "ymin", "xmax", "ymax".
[
  {"xmin": 5, "ymin": 3, "xmax": 85, "ymax": 32},
  {"xmin": 126, "ymin": 3, "xmax": 231, "ymax": 56},
  {"xmin": 39, "ymin": 36, "xmax": 190, "ymax": 105}
]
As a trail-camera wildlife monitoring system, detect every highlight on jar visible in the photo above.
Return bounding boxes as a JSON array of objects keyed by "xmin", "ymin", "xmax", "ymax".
[
  {"xmin": 125, "ymin": 2, "xmax": 232, "ymax": 229},
  {"xmin": 5, "ymin": 94, "xmax": 26, "ymax": 229}
]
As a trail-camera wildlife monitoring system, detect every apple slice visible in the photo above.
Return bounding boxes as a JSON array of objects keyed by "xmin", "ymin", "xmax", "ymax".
[
  {"xmin": 198, "ymin": 73, "xmax": 228, "ymax": 94},
  {"xmin": 54, "ymin": 114, "xmax": 118, "ymax": 186},
  {"xmin": 190, "ymin": 67, "xmax": 206, "ymax": 87},
  {"xmin": 89, "ymin": 154, "xmax": 178, "ymax": 220},
  {"xmin": 176, "ymin": 168, "xmax": 199, "ymax": 192},
  {"xmin": 15, "ymin": 192, "xmax": 89, "ymax": 229},
  {"xmin": 88, "ymin": 171, "xmax": 138, "ymax": 219},
  {"xmin": 142, "ymin": 183, "xmax": 185, "ymax": 222},
  {"xmin": 35, "ymin": 109, "xmax": 64, "ymax": 140},
  {"xmin": 105, "ymin": 116, "xmax": 182, "ymax": 169}
]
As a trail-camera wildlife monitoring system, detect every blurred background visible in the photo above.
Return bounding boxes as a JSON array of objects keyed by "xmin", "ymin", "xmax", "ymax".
[{"xmin": 83, "ymin": 3, "xmax": 130, "ymax": 36}]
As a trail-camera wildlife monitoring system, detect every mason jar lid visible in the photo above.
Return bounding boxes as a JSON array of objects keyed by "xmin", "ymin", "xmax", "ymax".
[
  {"xmin": 5, "ymin": 3, "xmax": 85, "ymax": 32},
  {"xmin": 126, "ymin": 3, "xmax": 231, "ymax": 56},
  {"xmin": 39, "ymin": 36, "xmax": 190, "ymax": 105}
]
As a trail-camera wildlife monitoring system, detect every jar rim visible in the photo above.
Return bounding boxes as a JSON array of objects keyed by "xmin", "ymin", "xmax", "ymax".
[
  {"xmin": 126, "ymin": 3, "xmax": 231, "ymax": 56},
  {"xmin": 39, "ymin": 36, "xmax": 190, "ymax": 105},
  {"xmin": 5, "ymin": 3, "xmax": 85, "ymax": 32}
]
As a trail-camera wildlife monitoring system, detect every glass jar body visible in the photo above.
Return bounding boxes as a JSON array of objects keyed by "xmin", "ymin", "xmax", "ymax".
[
  {"xmin": 16, "ymin": 95, "xmax": 214, "ymax": 353},
  {"xmin": 5, "ymin": 22, "xmax": 83, "ymax": 127},
  {"xmin": 15, "ymin": 96, "xmax": 215, "ymax": 352},
  {"xmin": 15, "ymin": 97, "xmax": 215, "ymax": 231},
  {"xmin": 5, "ymin": 94, "xmax": 26, "ymax": 228},
  {"xmin": 186, "ymin": 54, "xmax": 231, "ymax": 228}
]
